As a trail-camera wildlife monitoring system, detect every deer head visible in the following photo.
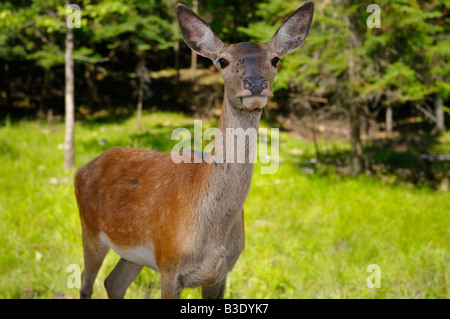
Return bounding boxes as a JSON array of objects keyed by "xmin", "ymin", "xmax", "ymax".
[{"xmin": 177, "ymin": 2, "xmax": 314, "ymax": 111}]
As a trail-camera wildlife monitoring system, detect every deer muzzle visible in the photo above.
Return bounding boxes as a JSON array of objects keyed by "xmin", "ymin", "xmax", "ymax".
[
  {"xmin": 243, "ymin": 77, "xmax": 268, "ymax": 96},
  {"xmin": 236, "ymin": 77, "xmax": 273, "ymax": 110}
]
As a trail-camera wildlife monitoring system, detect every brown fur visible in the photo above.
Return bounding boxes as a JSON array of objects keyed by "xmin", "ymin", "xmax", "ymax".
[{"xmin": 76, "ymin": 147, "xmax": 210, "ymax": 269}]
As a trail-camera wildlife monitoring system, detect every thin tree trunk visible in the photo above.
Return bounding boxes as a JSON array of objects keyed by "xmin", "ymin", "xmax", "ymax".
[
  {"xmin": 386, "ymin": 104, "xmax": 393, "ymax": 136},
  {"xmin": 311, "ymin": 109, "xmax": 321, "ymax": 160},
  {"xmin": 136, "ymin": 55, "xmax": 149, "ymax": 132},
  {"xmin": 4, "ymin": 63, "xmax": 10, "ymax": 112},
  {"xmin": 190, "ymin": 0, "xmax": 198, "ymax": 80},
  {"xmin": 364, "ymin": 105, "xmax": 371, "ymax": 142},
  {"xmin": 364, "ymin": 106, "xmax": 372, "ymax": 175},
  {"xmin": 39, "ymin": 68, "xmax": 53, "ymax": 120},
  {"xmin": 173, "ymin": 19, "xmax": 180, "ymax": 85},
  {"xmin": 435, "ymin": 93, "xmax": 445, "ymax": 135},
  {"xmin": 345, "ymin": 15, "xmax": 363, "ymax": 176},
  {"xmin": 84, "ymin": 63, "xmax": 99, "ymax": 107},
  {"xmin": 137, "ymin": 78, "xmax": 144, "ymax": 132},
  {"xmin": 64, "ymin": 26, "xmax": 75, "ymax": 170},
  {"xmin": 174, "ymin": 38, "xmax": 180, "ymax": 84},
  {"xmin": 349, "ymin": 103, "xmax": 363, "ymax": 176},
  {"xmin": 24, "ymin": 65, "xmax": 33, "ymax": 108}
]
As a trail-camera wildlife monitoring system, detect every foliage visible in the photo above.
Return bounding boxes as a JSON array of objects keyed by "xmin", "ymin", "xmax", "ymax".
[
  {"xmin": 0, "ymin": 0, "xmax": 176, "ymax": 68},
  {"xmin": 1, "ymin": 1, "xmax": 448, "ymax": 124},
  {"xmin": 241, "ymin": 0, "xmax": 450, "ymax": 108}
]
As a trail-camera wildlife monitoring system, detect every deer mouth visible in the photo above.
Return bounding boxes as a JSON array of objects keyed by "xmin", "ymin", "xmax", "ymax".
[
  {"xmin": 236, "ymin": 89, "xmax": 273, "ymax": 111},
  {"xmin": 241, "ymin": 96, "xmax": 268, "ymax": 110}
]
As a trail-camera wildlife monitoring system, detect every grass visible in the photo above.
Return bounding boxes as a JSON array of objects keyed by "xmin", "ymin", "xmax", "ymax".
[{"xmin": 0, "ymin": 111, "xmax": 448, "ymax": 298}]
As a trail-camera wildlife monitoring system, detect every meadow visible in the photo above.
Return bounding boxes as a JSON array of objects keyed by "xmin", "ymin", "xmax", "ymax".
[{"xmin": 0, "ymin": 111, "xmax": 448, "ymax": 298}]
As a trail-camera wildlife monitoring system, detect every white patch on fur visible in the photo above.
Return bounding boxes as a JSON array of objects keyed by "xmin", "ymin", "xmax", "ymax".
[
  {"xmin": 242, "ymin": 96, "xmax": 268, "ymax": 110},
  {"xmin": 99, "ymin": 233, "xmax": 159, "ymax": 271}
]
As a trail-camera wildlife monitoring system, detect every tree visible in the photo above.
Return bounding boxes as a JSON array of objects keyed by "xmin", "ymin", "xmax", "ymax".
[
  {"xmin": 360, "ymin": 0, "xmax": 449, "ymax": 136},
  {"xmin": 190, "ymin": 0, "xmax": 198, "ymax": 80},
  {"xmin": 64, "ymin": 2, "xmax": 75, "ymax": 169},
  {"xmin": 86, "ymin": 0, "xmax": 175, "ymax": 129},
  {"xmin": 1, "ymin": 0, "xmax": 177, "ymax": 166},
  {"xmin": 241, "ymin": 0, "xmax": 449, "ymax": 175},
  {"xmin": 0, "ymin": 0, "xmax": 77, "ymax": 168},
  {"xmin": 135, "ymin": 52, "xmax": 150, "ymax": 132},
  {"xmin": 0, "ymin": 1, "xmax": 31, "ymax": 115}
]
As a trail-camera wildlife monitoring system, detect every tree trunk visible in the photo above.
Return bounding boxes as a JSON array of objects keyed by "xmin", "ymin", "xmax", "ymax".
[
  {"xmin": 173, "ymin": 18, "xmax": 180, "ymax": 85},
  {"xmin": 386, "ymin": 104, "xmax": 393, "ymax": 136},
  {"xmin": 136, "ymin": 78, "xmax": 144, "ymax": 132},
  {"xmin": 435, "ymin": 93, "xmax": 445, "ymax": 135},
  {"xmin": 190, "ymin": 0, "xmax": 198, "ymax": 80},
  {"xmin": 24, "ymin": 64, "xmax": 33, "ymax": 108},
  {"xmin": 311, "ymin": 109, "xmax": 321, "ymax": 160},
  {"xmin": 84, "ymin": 63, "xmax": 100, "ymax": 107},
  {"xmin": 173, "ymin": 37, "xmax": 180, "ymax": 84},
  {"xmin": 345, "ymin": 13, "xmax": 363, "ymax": 177},
  {"xmin": 39, "ymin": 68, "xmax": 53, "ymax": 120},
  {"xmin": 349, "ymin": 103, "xmax": 363, "ymax": 176},
  {"xmin": 363, "ymin": 105, "xmax": 372, "ymax": 175},
  {"xmin": 136, "ymin": 55, "xmax": 150, "ymax": 132},
  {"xmin": 64, "ymin": 26, "xmax": 75, "ymax": 170},
  {"xmin": 4, "ymin": 63, "xmax": 10, "ymax": 115}
]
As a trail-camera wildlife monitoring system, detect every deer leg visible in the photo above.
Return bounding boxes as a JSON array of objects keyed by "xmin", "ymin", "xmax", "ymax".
[
  {"xmin": 80, "ymin": 232, "xmax": 109, "ymax": 299},
  {"xmin": 202, "ymin": 276, "xmax": 227, "ymax": 299},
  {"xmin": 160, "ymin": 271, "xmax": 182, "ymax": 299},
  {"xmin": 104, "ymin": 258, "xmax": 143, "ymax": 299}
]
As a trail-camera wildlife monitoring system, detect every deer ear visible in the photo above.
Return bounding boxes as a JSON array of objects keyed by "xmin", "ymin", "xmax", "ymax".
[
  {"xmin": 177, "ymin": 4, "xmax": 224, "ymax": 61},
  {"xmin": 267, "ymin": 2, "xmax": 314, "ymax": 57}
]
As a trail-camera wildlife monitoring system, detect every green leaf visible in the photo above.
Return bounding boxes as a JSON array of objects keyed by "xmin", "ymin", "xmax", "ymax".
[{"xmin": 136, "ymin": 43, "xmax": 151, "ymax": 52}]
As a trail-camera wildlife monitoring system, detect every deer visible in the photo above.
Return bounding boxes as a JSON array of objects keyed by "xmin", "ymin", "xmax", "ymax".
[{"xmin": 75, "ymin": 2, "xmax": 314, "ymax": 299}]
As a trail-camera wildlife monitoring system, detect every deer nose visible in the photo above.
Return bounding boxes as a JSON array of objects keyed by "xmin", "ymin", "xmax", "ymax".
[{"xmin": 243, "ymin": 77, "xmax": 268, "ymax": 96}]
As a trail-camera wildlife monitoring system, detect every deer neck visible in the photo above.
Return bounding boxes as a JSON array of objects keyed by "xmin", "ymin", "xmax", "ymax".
[
  {"xmin": 200, "ymin": 93, "xmax": 262, "ymax": 225},
  {"xmin": 221, "ymin": 92, "xmax": 262, "ymax": 133},
  {"xmin": 215, "ymin": 91, "xmax": 262, "ymax": 167}
]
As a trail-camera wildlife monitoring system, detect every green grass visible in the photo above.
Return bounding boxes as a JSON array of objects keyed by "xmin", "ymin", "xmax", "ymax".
[{"xmin": 0, "ymin": 112, "xmax": 448, "ymax": 298}]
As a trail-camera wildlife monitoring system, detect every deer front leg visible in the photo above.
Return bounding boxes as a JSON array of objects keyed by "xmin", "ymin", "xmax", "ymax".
[
  {"xmin": 160, "ymin": 271, "xmax": 182, "ymax": 299},
  {"xmin": 202, "ymin": 276, "xmax": 227, "ymax": 299}
]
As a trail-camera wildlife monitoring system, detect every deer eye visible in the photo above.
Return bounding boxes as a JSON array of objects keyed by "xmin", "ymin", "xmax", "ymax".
[
  {"xmin": 271, "ymin": 57, "xmax": 281, "ymax": 67},
  {"xmin": 218, "ymin": 58, "xmax": 229, "ymax": 68}
]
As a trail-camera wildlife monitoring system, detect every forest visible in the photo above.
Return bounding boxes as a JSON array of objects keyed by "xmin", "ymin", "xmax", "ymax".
[
  {"xmin": 1, "ymin": 0, "xmax": 449, "ymax": 176},
  {"xmin": 0, "ymin": 0, "xmax": 449, "ymax": 299}
]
